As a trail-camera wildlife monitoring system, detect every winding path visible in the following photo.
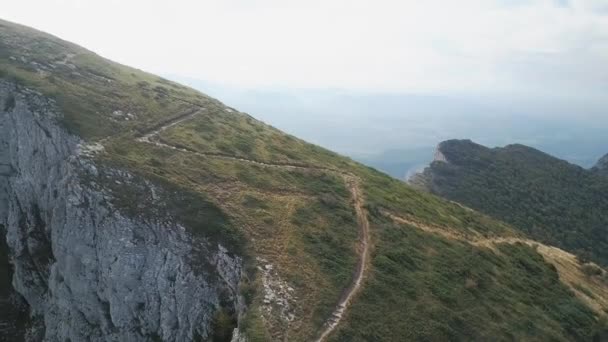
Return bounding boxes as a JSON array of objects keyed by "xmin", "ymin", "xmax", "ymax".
[
  {"xmin": 134, "ymin": 107, "xmax": 371, "ymax": 341},
  {"xmin": 385, "ymin": 211, "xmax": 608, "ymax": 315},
  {"xmin": 314, "ymin": 176, "xmax": 370, "ymax": 342}
]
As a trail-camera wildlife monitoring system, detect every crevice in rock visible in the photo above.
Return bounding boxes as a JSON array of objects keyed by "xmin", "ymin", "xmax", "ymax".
[{"xmin": 0, "ymin": 224, "xmax": 31, "ymax": 342}]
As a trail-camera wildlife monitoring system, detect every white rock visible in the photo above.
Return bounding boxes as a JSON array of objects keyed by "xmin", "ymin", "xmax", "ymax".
[{"xmin": 0, "ymin": 80, "xmax": 245, "ymax": 341}]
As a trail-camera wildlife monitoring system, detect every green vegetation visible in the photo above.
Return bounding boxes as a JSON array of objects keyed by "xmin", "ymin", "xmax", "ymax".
[
  {"xmin": 239, "ymin": 303, "xmax": 272, "ymax": 342},
  {"xmin": 0, "ymin": 19, "xmax": 215, "ymax": 140},
  {"xmin": 333, "ymin": 217, "xmax": 605, "ymax": 341},
  {"xmin": 292, "ymin": 197, "xmax": 358, "ymax": 327},
  {"xmin": 357, "ymin": 162, "xmax": 515, "ymax": 239},
  {"xmin": 211, "ymin": 307, "xmax": 238, "ymax": 342},
  {"xmin": 2, "ymin": 19, "xmax": 607, "ymax": 341},
  {"xmin": 592, "ymin": 154, "xmax": 608, "ymax": 175},
  {"xmin": 415, "ymin": 139, "xmax": 608, "ymax": 267}
]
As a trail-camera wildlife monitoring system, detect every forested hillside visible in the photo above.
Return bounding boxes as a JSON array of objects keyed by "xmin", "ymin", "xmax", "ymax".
[{"xmin": 412, "ymin": 139, "xmax": 608, "ymax": 267}]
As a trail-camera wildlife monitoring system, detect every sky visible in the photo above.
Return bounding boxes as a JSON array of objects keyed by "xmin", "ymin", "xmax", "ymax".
[
  {"xmin": 3, "ymin": 0, "xmax": 608, "ymax": 99},
  {"xmin": 4, "ymin": 0, "xmax": 608, "ymax": 178}
]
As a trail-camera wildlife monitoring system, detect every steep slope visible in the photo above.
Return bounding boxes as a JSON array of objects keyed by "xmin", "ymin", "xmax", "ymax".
[
  {"xmin": 1, "ymin": 19, "xmax": 607, "ymax": 341},
  {"xmin": 593, "ymin": 153, "xmax": 608, "ymax": 175},
  {"xmin": 411, "ymin": 139, "xmax": 608, "ymax": 267}
]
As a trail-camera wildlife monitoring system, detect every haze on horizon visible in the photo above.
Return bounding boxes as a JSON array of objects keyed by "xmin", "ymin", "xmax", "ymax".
[{"xmin": 4, "ymin": 0, "xmax": 608, "ymax": 178}]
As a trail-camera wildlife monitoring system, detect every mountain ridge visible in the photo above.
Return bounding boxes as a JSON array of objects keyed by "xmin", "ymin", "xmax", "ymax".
[
  {"xmin": 1, "ymin": 18, "xmax": 607, "ymax": 341},
  {"xmin": 411, "ymin": 139, "xmax": 608, "ymax": 268},
  {"xmin": 593, "ymin": 153, "xmax": 608, "ymax": 174}
]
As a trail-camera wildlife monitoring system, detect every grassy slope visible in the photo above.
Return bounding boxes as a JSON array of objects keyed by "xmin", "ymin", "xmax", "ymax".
[
  {"xmin": 336, "ymin": 221, "xmax": 597, "ymax": 341},
  {"xmin": 414, "ymin": 139, "xmax": 608, "ymax": 267},
  {"xmin": 1, "ymin": 19, "xmax": 607, "ymax": 341}
]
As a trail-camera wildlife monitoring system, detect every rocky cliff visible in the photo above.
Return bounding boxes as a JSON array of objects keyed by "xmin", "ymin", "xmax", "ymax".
[{"xmin": 0, "ymin": 80, "xmax": 244, "ymax": 341}]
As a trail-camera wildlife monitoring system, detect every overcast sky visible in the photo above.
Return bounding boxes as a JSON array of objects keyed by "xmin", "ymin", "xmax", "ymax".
[{"xmin": 3, "ymin": 0, "xmax": 608, "ymax": 104}]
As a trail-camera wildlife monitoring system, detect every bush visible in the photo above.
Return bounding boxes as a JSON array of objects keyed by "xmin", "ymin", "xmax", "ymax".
[
  {"xmin": 581, "ymin": 263, "xmax": 603, "ymax": 277},
  {"xmin": 212, "ymin": 308, "xmax": 237, "ymax": 342}
]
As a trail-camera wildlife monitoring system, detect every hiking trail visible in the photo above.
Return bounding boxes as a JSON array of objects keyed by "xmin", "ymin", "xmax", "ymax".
[{"xmin": 134, "ymin": 107, "xmax": 371, "ymax": 341}]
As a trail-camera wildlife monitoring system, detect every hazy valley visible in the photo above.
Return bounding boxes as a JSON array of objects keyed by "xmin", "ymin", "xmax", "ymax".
[{"xmin": 171, "ymin": 77, "xmax": 608, "ymax": 180}]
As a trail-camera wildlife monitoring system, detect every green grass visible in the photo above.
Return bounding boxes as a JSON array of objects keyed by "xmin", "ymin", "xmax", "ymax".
[
  {"xmin": 102, "ymin": 132, "xmax": 359, "ymax": 340},
  {"xmin": 332, "ymin": 217, "xmax": 603, "ymax": 341},
  {"xmin": 2, "ymin": 18, "xmax": 607, "ymax": 342},
  {"xmin": 92, "ymin": 153, "xmax": 245, "ymax": 257},
  {"xmin": 291, "ymin": 197, "xmax": 358, "ymax": 328},
  {"xmin": 415, "ymin": 139, "xmax": 608, "ymax": 266},
  {"xmin": 158, "ymin": 110, "xmax": 353, "ymax": 169},
  {"xmin": 357, "ymin": 163, "xmax": 515, "ymax": 238},
  {"xmin": 0, "ymin": 19, "xmax": 216, "ymax": 140}
]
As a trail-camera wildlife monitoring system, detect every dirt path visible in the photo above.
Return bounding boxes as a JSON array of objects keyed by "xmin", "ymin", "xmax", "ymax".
[
  {"xmin": 386, "ymin": 211, "xmax": 608, "ymax": 316},
  {"xmin": 133, "ymin": 109, "xmax": 371, "ymax": 341},
  {"xmin": 314, "ymin": 176, "xmax": 370, "ymax": 342},
  {"xmin": 386, "ymin": 210, "xmax": 554, "ymax": 252},
  {"xmin": 135, "ymin": 108, "xmax": 203, "ymax": 143},
  {"xmin": 386, "ymin": 211, "xmax": 539, "ymax": 250}
]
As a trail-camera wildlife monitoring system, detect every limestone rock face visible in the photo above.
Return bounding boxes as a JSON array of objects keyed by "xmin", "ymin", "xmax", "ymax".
[
  {"xmin": 0, "ymin": 80, "xmax": 244, "ymax": 341},
  {"xmin": 433, "ymin": 146, "xmax": 448, "ymax": 163}
]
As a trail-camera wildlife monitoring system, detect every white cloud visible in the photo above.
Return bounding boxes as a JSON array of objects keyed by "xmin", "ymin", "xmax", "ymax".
[{"xmin": 3, "ymin": 0, "xmax": 608, "ymax": 100}]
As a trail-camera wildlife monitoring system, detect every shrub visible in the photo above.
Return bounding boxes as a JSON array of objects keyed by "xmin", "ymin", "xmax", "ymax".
[
  {"xmin": 211, "ymin": 308, "xmax": 237, "ymax": 342},
  {"xmin": 581, "ymin": 263, "xmax": 603, "ymax": 277}
]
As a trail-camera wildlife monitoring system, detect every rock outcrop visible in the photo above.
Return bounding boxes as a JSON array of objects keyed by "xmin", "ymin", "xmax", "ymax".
[
  {"xmin": 0, "ymin": 80, "xmax": 244, "ymax": 341},
  {"xmin": 433, "ymin": 145, "xmax": 448, "ymax": 163}
]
